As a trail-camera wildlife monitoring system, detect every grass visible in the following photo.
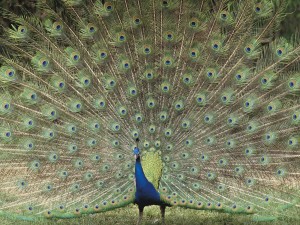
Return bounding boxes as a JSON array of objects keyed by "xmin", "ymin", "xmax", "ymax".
[{"xmin": 1, "ymin": 205, "xmax": 298, "ymax": 225}]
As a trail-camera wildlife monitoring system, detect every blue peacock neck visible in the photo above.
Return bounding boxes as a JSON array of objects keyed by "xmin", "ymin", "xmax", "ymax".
[{"xmin": 134, "ymin": 154, "xmax": 162, "ymax": 207}]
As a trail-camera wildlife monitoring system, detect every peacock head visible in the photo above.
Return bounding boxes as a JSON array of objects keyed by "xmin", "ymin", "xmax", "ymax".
[
  {"xmin": 133, "ymin": 138, "xmax": 140, "ymax": 158},
  {"xmin": 133, "ymin": 138, "xmax": 140, "ymax": 159},
  {"xmin": 133, "ymin": 145, "xmax": 140, "ymax": 159}
]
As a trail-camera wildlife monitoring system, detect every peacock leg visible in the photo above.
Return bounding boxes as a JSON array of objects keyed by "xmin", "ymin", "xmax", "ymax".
[
  {"xmin": 137, "ymin": 205, "xmax": 144, "ymax": 225},
  {"xmin": 160, "ymin": 205, "xmax": 166, "ymax": 225}
]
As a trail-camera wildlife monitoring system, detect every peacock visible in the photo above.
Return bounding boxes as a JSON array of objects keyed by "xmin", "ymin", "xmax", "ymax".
[{"xmin": 0, "ymin": 0, "xmax": 299, "ymax": 224}]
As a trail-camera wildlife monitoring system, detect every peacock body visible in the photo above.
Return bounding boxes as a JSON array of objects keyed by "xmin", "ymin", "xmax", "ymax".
[{"xmin": 0, "ymin": 0, "xmax": 299, "ymax": 224}]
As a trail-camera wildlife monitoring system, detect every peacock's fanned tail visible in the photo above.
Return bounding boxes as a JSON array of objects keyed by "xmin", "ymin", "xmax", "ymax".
[{"xmin": 0, "ymin": 0, "xmax": 299, "ymax": 222}]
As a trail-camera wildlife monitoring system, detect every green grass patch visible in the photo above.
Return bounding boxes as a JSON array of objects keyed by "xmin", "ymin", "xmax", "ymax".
[{"xmin": 0, "ymin": 205, "xmax": 299, "ymax": 225}]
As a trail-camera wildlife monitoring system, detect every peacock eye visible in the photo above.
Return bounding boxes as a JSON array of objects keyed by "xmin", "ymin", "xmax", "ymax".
[
  {"xmin": 167, "ymin": 34, "xmax": 172, "ymax": 39},
  {"xmin": 73, "ymin": 55, "xmax": 79, "ymax": 60},
  {"xmin": 236, "ymin": 74, "xmax": 242, "ymax": 80},
  {"xmin": 277, "ymin": 49, "xmax": 282, "ymax": 55},
  {"xmin": 289, "ymin": 82, "xmax": 294, "ymax": 87},
  {"xmin": 261, "ymin": 78, "xmax": 267, "ymax": 84},
  {"xmin": 213, "ymin": 44, "xmax": 219, "ymax": 49},
  {"xmin": 89, "ymin": 26, "xmax": 95, "ymax": 32},
  {"xmin": 134, "ymin": 18, "xmax": 141, "ymax": 24},
  {"xmin": 163, "ymin": 1, "xmax": 168, "ymax": 5},
  {"xmin": 31, "ymin": 94, "xmax": 37, "ymax": 100},
  {"xmin": 255, "ymin": 7, "xmax": 261, "ymax": 12},
  {"xmin": 119, "ymin": 35, "xmax": 125, "ymax": 41},
  {"xmin": 100, "ymin": 52, "xmax": 107, "ymax": 58},
  {"xmin": 42, "ymin": 60, "xmax": 48, "ymax": 67},
  {"xmin": 245, "ymin": 47, "xmax": 251, "ymax": 53},
  {"xmin": 268, "ymin": 106, "xmax": 273, "ymax": 111},
  {"xmin": 59, "ymin": 82, "xmax": 65, "ymax": 88},
  {"xmin": 146, "ymin": 73, "xmax": 153, "ymax": 78}
]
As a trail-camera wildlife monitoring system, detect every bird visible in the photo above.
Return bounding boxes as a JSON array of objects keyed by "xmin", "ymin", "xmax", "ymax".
[{"xmin": 0, "ymin": 0, "xmax": 299, "ymax": 224}]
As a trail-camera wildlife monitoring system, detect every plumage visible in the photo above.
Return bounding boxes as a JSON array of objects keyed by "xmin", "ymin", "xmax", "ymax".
[{"xmin": 0, "ymin": 0, "xmax": 299, "ymax": 224}]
